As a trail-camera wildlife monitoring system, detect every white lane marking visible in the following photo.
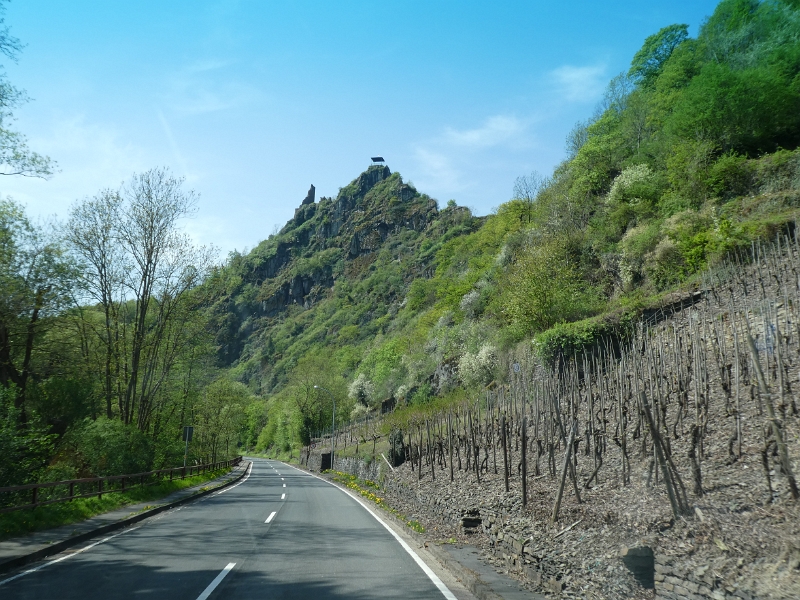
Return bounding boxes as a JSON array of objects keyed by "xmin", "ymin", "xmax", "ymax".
[
  {"xmin": 265, "ymin": 511, "xmax": 277, "ymax": 524},
  {"xmin": 281, "ymin": 478, "xmax": 284, "ymax": 481},
  {"xmin": 0, "ymin": 527, "xmax": 140, "ymax": 587},
  {"xmin": 281, "ymin": 493, "xmax": 285, "ymax": 500},
  {"xmin": 215, "ymin": 461, "xmax": 253, "ymax": 495},
  {"xmin": 282, "ymin": 483, "xmax": 286, "ymax": 487},
  {"xmin": 196, "ymin": 562, "xmax": 236, "ymax": 600},
  {"xmin": 282, "ymin": 462, "xmax": 458, "ymax": 600}
]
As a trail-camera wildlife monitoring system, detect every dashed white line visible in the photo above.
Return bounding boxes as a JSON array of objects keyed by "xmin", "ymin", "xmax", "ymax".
[
  {"xmin": 265, "ymin": 511, "xmax": 277, "ymax": 523},
  {"xmin": 281, "ymin": 493, "xmax": 285, "ymax": 500},
  {"xmin": 282, "ymin": 483, "xmax": 286, "ymax": 487},
  {"xmin": 196, "ymin": 562, "xmax": 236, "ymax": 600},
  {"xmin": 0, "ymin": 527, "xmax": 140, "ymax": 587},
  {"xmin": 281, "ymin": 478, "xmax": 284, "ymax": 481}
]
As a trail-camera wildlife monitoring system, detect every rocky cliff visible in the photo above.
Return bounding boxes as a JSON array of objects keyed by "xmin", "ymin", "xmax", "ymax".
[{"xmin": 207, "ymin": 164, "xmax": 477, "ymax": 375}]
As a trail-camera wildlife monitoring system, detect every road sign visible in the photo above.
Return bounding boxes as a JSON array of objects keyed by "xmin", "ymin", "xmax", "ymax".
[{"xmin": 183, "ymin": 426, "xmax": 194, "ymax": 442}]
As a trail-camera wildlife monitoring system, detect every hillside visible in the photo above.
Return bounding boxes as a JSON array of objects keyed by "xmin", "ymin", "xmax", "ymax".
[{"xmin": 206, "ymin": 0, "xmax": 800, "ymax": 455}]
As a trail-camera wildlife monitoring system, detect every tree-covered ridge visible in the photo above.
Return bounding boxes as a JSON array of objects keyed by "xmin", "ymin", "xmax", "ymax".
[
  {"xmin": 237, "ymin": 0, "xmax": 800, "ymax": 453},
  {"xmin": 207, "ymin": 165, "xmax": 483, "ymax": 391},
  {"xmin": 495, "ymin": 0, "xmax": 800, "ymax": 334}
]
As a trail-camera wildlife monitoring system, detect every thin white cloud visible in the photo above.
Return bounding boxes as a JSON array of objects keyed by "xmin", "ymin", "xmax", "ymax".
[
  {"xmin": 550, "ymin": 64, "xmax": 606, "ymax": 103},
  {"xmin": 186, "ymin": 59, "xmax": 231, "ymax": 73},
  {"xmin": 409, "ymin": 113, "xmax": 534, "ymax": 200},
  {"xmin": 410, "ymin": 113, "xmax": 530, "ymax": 196},
  {"xmin": 163, "ymin": 60, "xmax": 262, "ymax": 116},
  {"xmin": 412, "ymin": 147, "xmax": 462, "ymax": 193},
  {"xmin": 166, "ymin": 80, "xmax": 260, "ymax": 115},
  {"xmin": 443, "ymin": 115, "xmax": 525, "ymax": 149}
]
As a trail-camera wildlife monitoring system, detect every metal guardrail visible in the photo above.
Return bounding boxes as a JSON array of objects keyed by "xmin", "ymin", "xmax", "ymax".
[{"xmin": 0, "ymin": 456, "xmax": 243, "ymax": 514}]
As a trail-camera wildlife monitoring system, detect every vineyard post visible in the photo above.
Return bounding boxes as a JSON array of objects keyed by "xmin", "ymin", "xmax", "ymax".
[
  {"xmin": 448, "ymin": 410, "xmax": 454, "ymax": 482},
  {"xmin": 552, "ymin": 420, "xmax": 578, "ymax": 523},
  {"xmin": 501, "ymin": 414, "xmax": 509, "ymax": 492},
  {"xmin": 521, "ymin": 416, "xmax": 528, "ymax": 507},
  {"xmin": 747, "ymin": 334, "xmax": 799, "ymax": 499}
]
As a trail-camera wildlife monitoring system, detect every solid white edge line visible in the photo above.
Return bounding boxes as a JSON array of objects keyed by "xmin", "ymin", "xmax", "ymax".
[
  {"xmin": 196, "ymin": 562, "xmax": 236, "ymax": 600},
  {"xmin": 276, "ymin": 462, "xmax": 458, "ymax": 600},
  {"xmin": 215, "ymin": 461, "xmax": 253, "ymax": 495},
  {"xmin": 0, "ymin": 526, "xmax": 141, "ymax": 587},
  {"xmin": 265, "ymin": 511, "xmax": 277, "ymax": 524}
]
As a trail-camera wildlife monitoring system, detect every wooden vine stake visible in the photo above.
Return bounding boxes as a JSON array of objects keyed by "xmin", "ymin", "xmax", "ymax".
[
  {"xmin": 521, "ymin": 416, "xmax": 528, "ymax": 507},
  {"xmin": 747, "ymin": 333, "xmax": 799, "ymax": 500},
  {"xmin": 448, "ymin": 410, "xmax": 454, "ymax": 482},
  {"xmin": 552, "ymin": 420, "xmax": 578, "ymax": 523},
  {"xmin": 641, "ymin": 391, "xmax": 690, "ymax": 517},
  {"xmin": 501, "ymin": 414, "xmax": 509, "ymax": 492}
]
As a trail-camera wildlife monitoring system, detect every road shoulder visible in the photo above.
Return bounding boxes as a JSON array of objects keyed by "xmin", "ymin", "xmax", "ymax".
[{"xmin": 285, "ymin": 461, "xmax": 543, "ymax": 600}]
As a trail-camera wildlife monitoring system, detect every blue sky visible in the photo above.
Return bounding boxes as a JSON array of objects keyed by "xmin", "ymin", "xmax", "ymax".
[{"xmin": 1, "ymin": 0, "xmax": 720, "ymax": 257}]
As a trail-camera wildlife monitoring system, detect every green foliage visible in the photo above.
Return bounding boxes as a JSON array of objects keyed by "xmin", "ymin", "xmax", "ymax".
[
  {"xmin": 409, "ymin": 383, "xmax": 433, "ymax": 406},
  {"xmin": 0, "ymin": 198, "xmax": 76, "ymax": 407},
  {"xmin": 499, "ymin": 234, "xmax": 604, "ymax": 336},
  {"xmin": 65, "ymin": 417, "xmax": 155, "ymax": 476},
  {"xmin": 664, "ymin": 62, "xmax": 800, "ymax": 155},
  {"xmin": 534, "ymin": 312, "xmax": 634, "ymax": 365},
  {"xmin": 629, "ymin": 24, "xmax": 689, "ymax": 86},
  {"xmin": 0, "ymin": 387, "xmax": 55, "ymax": 486}
]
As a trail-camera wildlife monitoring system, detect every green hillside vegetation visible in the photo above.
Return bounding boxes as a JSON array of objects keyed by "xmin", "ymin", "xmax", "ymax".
[
  {"xmin": 4, "ymin": 0, "xmax": 800, "ymax": 484},
  {"xmin": 214, "ymin": 0, "xmax": 800, "ymax": 453}
]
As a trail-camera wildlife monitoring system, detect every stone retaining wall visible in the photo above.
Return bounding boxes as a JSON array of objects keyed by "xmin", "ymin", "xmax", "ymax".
[
  {"xmin": 655, "ymin": 555, "xmax": 753, "ymax": 600},
  {"xmin": 332, "ymin": 456, "xmax": 382, "ymax": 482},
  {"xmin": 381, "ymin": 478, "xmax": 547, "ymax": 583},
  {"xmin": 304, "ymin": 451, "xmax": 383, "ymax": 482}
]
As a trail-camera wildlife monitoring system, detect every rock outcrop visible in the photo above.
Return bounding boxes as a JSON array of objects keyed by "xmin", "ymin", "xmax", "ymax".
[
  {"xmin": 211, "ymin": 163, "xmax": 453, "ymax": 365},
  {"xmin": 301, "ymin": 184, "xmax": 315, "ymax": 205}
]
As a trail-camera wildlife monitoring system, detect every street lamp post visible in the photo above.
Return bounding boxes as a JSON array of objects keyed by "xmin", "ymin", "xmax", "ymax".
[{"xmin": 314, "ymin": 385, "xmax": 336, "ymax": 466}]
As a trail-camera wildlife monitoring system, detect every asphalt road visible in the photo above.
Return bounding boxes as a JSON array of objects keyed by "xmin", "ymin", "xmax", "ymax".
[{"xmin": 0, "ymin": 458, "xmax": 463, "ymax": 600}]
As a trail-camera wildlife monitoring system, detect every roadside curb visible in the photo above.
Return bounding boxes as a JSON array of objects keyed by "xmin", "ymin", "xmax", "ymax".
[
  {"xmin": 298, "ymin": 463, "xmax": 508, "ymax": 600},
  {"xmin": 0, "ymin": 461, "xmax": 252, "ymax": 577}
]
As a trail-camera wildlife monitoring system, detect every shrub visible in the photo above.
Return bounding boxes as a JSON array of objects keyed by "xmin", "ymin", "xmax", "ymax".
[
  {"xmin": 66, "ymin": 417, "xmax": 155, "ymax": 476},
  {"xmin": 458, "ymin": 343, "xmax": 498, "ymax": 388}
]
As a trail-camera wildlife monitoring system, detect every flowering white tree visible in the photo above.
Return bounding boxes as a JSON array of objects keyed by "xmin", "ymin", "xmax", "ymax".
[
  {"xmin": 348, "ymin": 373, "xmax": 375, "ymax": 407},
  {"xmin": 458, "ymin": 343, "xmax": 498, "ymax": 388}
]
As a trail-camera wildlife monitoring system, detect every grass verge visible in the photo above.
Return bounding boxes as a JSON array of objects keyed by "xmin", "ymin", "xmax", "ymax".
[
  {"xmin": 326, "ymin": 470, "xmax": 424, "ymax": 534},
  {"xmin": 0, "ymin": 468, "xmax": 231, "ymax": 542}
]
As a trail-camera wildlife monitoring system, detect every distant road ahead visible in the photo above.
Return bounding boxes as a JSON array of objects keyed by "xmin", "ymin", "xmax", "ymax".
[{"xmin": 1, "ymin": 458, "xmax": 459, "ymax": 599}]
